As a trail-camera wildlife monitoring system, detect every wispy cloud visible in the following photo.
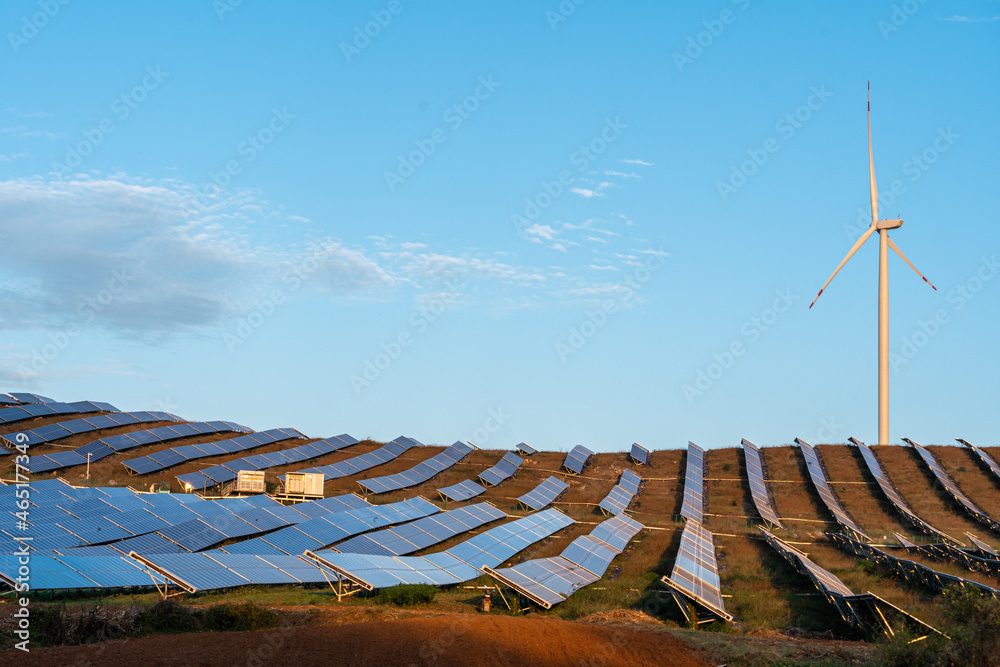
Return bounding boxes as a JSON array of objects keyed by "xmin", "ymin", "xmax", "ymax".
[
  {"xmin": 620, "ymin": 158, "xmax": 654, "ymax": 166},
  {"xmin": 943, "ymin": 15, "xmax": 1000, "ymax": 22},
  {"xmin": 570, "ymin": 187, "xmax": 603, "ymax": 198},
  {"xmin": 604, "ymin": 170, "xmax": 640, "ymax": 179},
  {"xmin": 1, "ymin": 125, "xmax": 66, "ymax": 141}
]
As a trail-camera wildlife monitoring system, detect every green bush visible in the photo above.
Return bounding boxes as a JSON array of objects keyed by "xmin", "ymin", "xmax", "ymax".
[
  {"xmin": 375, "ymin": 584, "xmax": 438, "ymax": 606},
  {"xmin": 202, "ymin": 601, "xmax": 280, "ymax": 632}
]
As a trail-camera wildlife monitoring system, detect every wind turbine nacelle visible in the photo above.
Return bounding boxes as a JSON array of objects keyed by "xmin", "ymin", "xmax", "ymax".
[{"xmin": 876, "ymin": 218, "xmax": 903, "ymax": 230}]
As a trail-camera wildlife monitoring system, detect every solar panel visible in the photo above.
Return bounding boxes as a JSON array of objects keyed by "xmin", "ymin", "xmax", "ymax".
[
  {"xmin": 306, "ymin": 508, "xmax": 572, "ymax": 592},
  {"xmin": 437, "ymin": 479, "xmax": 487, "ymax": 502},
  {"xmin": 516, "ymin": 442, "xmax": 536, "ymax": 456},
  {"xmin": 478, "ymin": 452, "xmax": 523, "ymax": 486},
  {"xmin": 741, "ymin": 438, "xmax": 784, "ymax": 529},
  {"xmin": 794, "ymin": 438, "xmax": 870, "ymax": 541},
  {"xmin": 959, "ymin": 439, "xmax": 1000, "ymax": 485},
  {"xmin": 661, "ymin": 520, "xmax": 732, "ymax": 622},
  {"xmin": 629, "ymin": 442, "xmax": 650, "ymax": 465},
  {"xmin": 483, "ymin": 513, "xmax": 642, "ymax": 609},
  {"xmin": 358, "ymin": 442, "xmax": 473, "ymax": 494},
  {"xmin": 562, "ymin": 445, "xmax": 594, "ymax": 474},
  {"xmin": 903, "ymin": 438, "xmax": 1000, "ymax": 533},
  {"xmin": 848, "ymin": 437, "xmax": 957, "ymax": 544},
  {"xmin": 761, "ymin": 527, "xmax": 855, "ymax": 598},
  {"xmin": 518, "ymin": 476, "xmax": 569, "ymax": 511},
  {"xmin": 680, "ymin": 442, "xmax": 706, "ymax": 523}
]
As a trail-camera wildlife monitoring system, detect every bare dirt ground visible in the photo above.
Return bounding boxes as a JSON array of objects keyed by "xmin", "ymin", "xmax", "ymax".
[{"xmin": 7, "ymin": 611, "xmax": 712, "ymax": 667}]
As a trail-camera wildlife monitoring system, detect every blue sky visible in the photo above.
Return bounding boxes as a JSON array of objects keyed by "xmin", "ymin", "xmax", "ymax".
[{"xmin": 1, "ymin": 1, "xmax": 997, "ymax": 451}]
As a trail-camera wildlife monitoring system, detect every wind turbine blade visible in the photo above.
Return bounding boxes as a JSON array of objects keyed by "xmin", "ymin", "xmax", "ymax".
[
  {"xmin": 809, "ymin": 226, "xmax": 877, "ymax": 309},
  {"xmin": 868, "ymin": 82, "xmax": 878, "ymax": 223},
  {"xmin": 887, "ymin": 236, "xmax": 937, "ymax": 290}
]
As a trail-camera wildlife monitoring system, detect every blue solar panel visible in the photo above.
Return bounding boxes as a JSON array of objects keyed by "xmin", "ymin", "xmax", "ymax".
[
  {"xmin": 518, "ymin": 476, "xmax": 569, "ymax": 511},
  {"xmin": 563, "ymin": 445, "xmax": 594, "ymax": 474}
]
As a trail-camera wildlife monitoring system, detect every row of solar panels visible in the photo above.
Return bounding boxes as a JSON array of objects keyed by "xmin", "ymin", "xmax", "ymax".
[
  {"xmin": 478, "ymin": 451, "xmax": 523, "ymax": 486},
  {"xmin": 122, "ymin": 428, "xmax": 305, "ymax": 475},
  {"xmin": 904, "ymin": 438, "xmax": 1000, "ymax": 534},
  {"xmin": 176, "ymin": 434, "xmax": 359, "ymax": 490},
  {"xmin": 517, "ymin": 476, "xmax": 569, "ymax": 511},
  {"xmin": 0, "ymin": 400, "xmax": 118, "ymax": 427},
  {"xmin": 358, "ymin": 442, "xmax": 473, "ymax": 494},
  {"xmin": 741, "ymin": 439, "xmax": 783, "ymax": 529},
  {"xmin": 794, "ymin": 438, "xmax": 870, "ymax": 541},
  {"xmin": 598, "ymin": 469, "xmax": 641, "ymax": 516},
  {"xmin": 25, "ymin": 420, "xmax": 251, "ymax": 474},
  {"xmin": 562, "ymin": 445, "xmax": 594, "ymax": 474},
  {"xmin": 680, "ymin": 442, "xmax": 706, "ymax": 523},
  {"xmin": 761, "ymin": 527, "xmax": 943, "ymax": 639},
  {"xmin": 439, "ymin": 450, "xmax": 526, "ymax": 501},
  {"xmin": 485, "ymin": 514, "xmax": 644, "ymax": 609},
  {"xmin": 331, "ymin": 502, "xmax": 506, "ymax": 557},
  {"xmin": 4, "ymin": 410, "xmax": 181, "ymax": 450},
  {"xmin": 0, "ymin": 479, "xmax": 334, "ymax": 554},
  {"xmin": 288, "ymin": 436, "xmax": 420, "ymax": 481},
  {"xmin": 849, "ymin": 437, "xmax": 958, "ymax": 544},
  {"xmin": 662, "ymin": 520, "xmax": 732, "ymax": 623},
  {"xmin": 830, "ymin": 532, "xmax": 1000, "ymax": 599},
  {"xmin": 0, "ymin": 392, "xmax": 54, "ymax": 405},
  {"xmin": 305, "ymin": 508, "xmax": 575, "ymax": 591},
  {"xmin": 0, "ymin": 494, "xmax": 441, "ymax": 590}
]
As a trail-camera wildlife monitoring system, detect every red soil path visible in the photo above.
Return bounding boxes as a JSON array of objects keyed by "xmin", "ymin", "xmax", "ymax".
[{"xmin": 9, "ymin": 614, "xmax": 710, "ymax": 667}]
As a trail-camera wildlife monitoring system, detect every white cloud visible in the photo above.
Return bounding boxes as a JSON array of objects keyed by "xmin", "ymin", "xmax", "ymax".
[
  {"xmin": 570, "ymin": 187, "xmax": 603, "ymax": 198},
  {"xmin": 943, "ymin": 15, "xmax": 1000, "ymax": 22},
  {"xmin": 604, "ymin": 170, "xmax": 640, "ymax": 179},
  {"xmin": 0, "ymin": 176, "xmax": 395, "ymax": 337},
  {"xmin": 620, "ymin": 158, "xmax": 653, "ymax": 166}
]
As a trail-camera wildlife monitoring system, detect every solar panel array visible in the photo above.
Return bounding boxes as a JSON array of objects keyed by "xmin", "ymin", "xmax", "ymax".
[
  {"xmin": 518, "ymin": 476, "xmax": 569, "ymax": 511},
  {"xmin": 829, "ymin": 532, "xmax": 1000, "ymax": 600},
  {"xmin": 288, "ymin": 436, "xmax": 421, "ymax": 481},
  {"xmin": 122, "ymin": 428, "xmax": 306, "ymax": 475},
  {"xmin": 598, "ymin": 469, "xmax": 642, "ymax": 516},
  {"xmin": 794, "ymin": 438, "xmax": 870, "ymax": 541},
  {"xmin": 958, "ymin": 438, "xmax": 1000, "ymax": 486},
  {"xmin": 175, "ymin": 434, "xmax": 359, "ymax": 490},
  {"xmin": 26, "ymin": 420, "xmax": 251, "ymax": 474},
  {"xmin": 3, "ymin": 410, "xmax": 181, "ymax": 450},
  {"xmin": 629, "ymin": 442, "xmax": 650, "ymax": 465},
  {"xmin": 484, "ymin": 514, "xmax": 643, "ymax": 609},
  {"xmin": 904, "ymin": 438, "xmax": 1000, "ymax": 533},
  {"xmin": 478, "ymin": 452, "xmax": 523, "ymax": 486},
  {"xmin": 562, "ymin": 445, "xmax": 594, "ymax": 474},
  {"xmin": 849, "ymin": 437, "xmax": 958, "ymax": 544},
  {"xmin": 680, "ymin": 442, "xmax": 706, "ymax": 523},
  {"xmin": 661, "ymin": 520, "xmax": 733, "ymax": 623},
  {"xmin": 437, "ymin": 479, "xmax": 486, "ymax": 502},
  {"xmin": 0, "ymin": 399, "xmax": 118, "ymax": 429},
  {"xmin": 516, "ymin": 442, "xmax": 536, "ymax": 456},
  {"xmin": 306, "ymin": 508, "xmax": 575, "ymax": 591},
  {"xmin": 740, "ymin": 439, "xmax": 784, "ymax": 529},
  {"xmin": 358, "ymin": 441, "xmax": 473, "ymax": 494},
  {"xmin": 966, "ymin": 533, "xmax": 999, "ymax": 557},
  {"xmin": 332, "ymin": 502, "xmax": 506, "ymax": 557},
  {"xmin": 130, "ymin": 551, "xmax": 337, "ymax": 593}
]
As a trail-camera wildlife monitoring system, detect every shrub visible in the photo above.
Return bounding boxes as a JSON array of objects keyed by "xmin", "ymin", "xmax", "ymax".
[
  {"xmin": 202, "ymin": 601, "xmax": 280, "ymax": 632},
  {"xmin": 375, "ymin": 584, "xmax": 438, "ymax": 606}
]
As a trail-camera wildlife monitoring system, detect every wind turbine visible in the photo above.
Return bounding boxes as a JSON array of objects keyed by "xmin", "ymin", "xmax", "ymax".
[{"xmin": 809, "ymin": 83, "xmax": 937, "ymax": 446}]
